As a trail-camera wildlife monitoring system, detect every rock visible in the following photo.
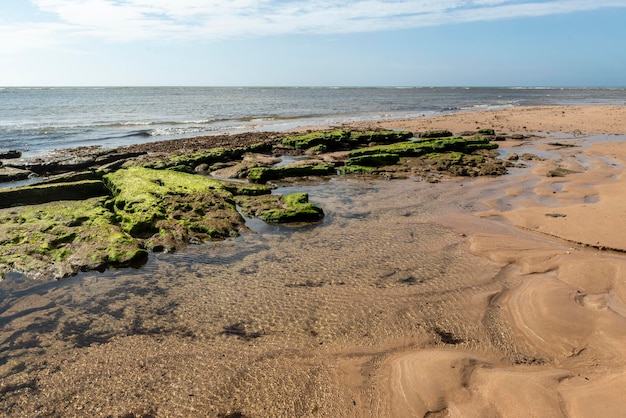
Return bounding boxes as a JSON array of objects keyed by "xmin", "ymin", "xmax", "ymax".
[
  {"xmin": 419, "ymin": 130, "xmax": 454, "ymax": 139},
  {"xmin": 0, "ymin": 150, "xmax": 22, "ymax": 159},
  {"xmin": 0, "ymin": 197, "xmax": 147, "ymax": 280},
  {"xmin": 247, "ymin": 164, "xmax": 336, "ymax": 184},
  {"xmin": 0, "ymin": 180, "xmax": 107, "ymax": 209},
  {"xmin": 505, "ymin": 153, "xmax": 519, "ymax": 161},
  {"xmin": 236, "ymin": 192, "xmax": 324, "ymax": 223},
  {"xmin": 281, "ymin": 129, "xmax": 412, "ymax": 151},
  {"xmin": 0, "ymin": 166, "xmax": 33, "ymax": 183},
  {"xmin": 103, "ymin": 166, "xmax": 246, "ymax": 243}
]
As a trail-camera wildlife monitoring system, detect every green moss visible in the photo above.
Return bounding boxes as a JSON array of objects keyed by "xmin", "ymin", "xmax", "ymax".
[
  {"xmin": 103, "ymin": 166, "xmax": 246, "ymax": 251},
  {"xmin": 349, "ymin": 130, "xmax": 413, "ymax": 144},
  {"xmin": 344, "ymin": 153, "xmax": 400, "ymax": 167},
  {"xmin": 282, "ymin": 130, "xmax": 350, "ymax": 150},
  {"xmin": 281, "ymin": 129, "xmax": 413, "ymax": 151},
  {"xmin": 0, "ymin": 197, "xmax": 145, "ymax": 279},
  {"xmin": 348, "ymin": 137, "xmax": 497, "ymax": 160},
  {"xmin": 338, "ymin": 165, "xmax": 376, "ymax": 175},
  {"xmin": 478, "ymin": 129, "xmax": 496, "ymax": 136},
  {"xmin": 237, "ymin": 192, "xmax": 324, "ymax": 223},
  {"xmin": 247, "ymin": 164, "xmax": 336, "ymax": 184},
  {"xmin": 145, "ymin": 142, "xmax": 273, "ymax": 172},
  {"xmin": 420, "ymin": 130, "xmax": 454, "ymax": 139}
]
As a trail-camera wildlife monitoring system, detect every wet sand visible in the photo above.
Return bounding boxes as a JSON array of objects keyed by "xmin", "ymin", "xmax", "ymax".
[{"xmin": 1, "ymin": 106, "xmax": 626, "ymax": 417}]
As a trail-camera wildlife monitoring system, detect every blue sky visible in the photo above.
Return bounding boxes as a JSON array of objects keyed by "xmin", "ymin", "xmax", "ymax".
[{"xmin": 1, "ymin": 0, "xmax": 625, "ymax": 86}]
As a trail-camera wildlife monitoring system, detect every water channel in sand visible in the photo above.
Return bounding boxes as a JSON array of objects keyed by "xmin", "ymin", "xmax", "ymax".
[{"xmin": 2, "ymin": 133, "xmax": 626, "ymax": 416}]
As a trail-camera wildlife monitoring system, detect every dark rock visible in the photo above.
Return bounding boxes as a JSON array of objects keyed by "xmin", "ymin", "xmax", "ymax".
[
  {"xmin": 0, "ymin": 180, "xmax": 107, "ymax": 209},
  {"xmin": 0, "ymin": 167, "xmax": 33, "ymax": 183},
  {"xmin": 0, "ymin": 150, "xmax": 22, "ymax": 159},
  {"xmin": 419, "ymin": 130, "xmax": 454, "ymax": 139}
]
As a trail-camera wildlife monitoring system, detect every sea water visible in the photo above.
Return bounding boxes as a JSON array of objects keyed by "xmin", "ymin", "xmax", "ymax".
[{"xmin": 1, "ymin": 86, "xmax": 624, "ymax": 157}]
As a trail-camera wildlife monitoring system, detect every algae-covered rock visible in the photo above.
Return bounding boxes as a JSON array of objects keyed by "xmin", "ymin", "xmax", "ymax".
[
  {"xmin": 247, "ymin": 164, "xmax": 336, "ymax": 184},
  {"xmin": 0, "ymin": 180, "xmax": 107, "ymax": 209},
  {"xmin": 420, "ymin": 130, "xmax": 454, "ymax": 139},
  {"xmin": 237, "ymin": 192, "xmax": 324, "ymax": 223},
  {"xmin": 282, "ymin": 130, "xmax": 350, "ymax": 150},
  {"xmin": 0, "ymin": 197, "xmax": 146, "ymax": 280},
  {"xmin": 103, "ymin": 167, "xmax": 246, "ymax": 250},
  {"xmin": 427, "ymin": 152, "xmax": 508, "ymax": 176},
  {"xmin": 146, "ymin": 143, "xmax": 273, "ymax": 172},
  {"xmin": 344, "ymin": 153, "xmax": 400, "ymax": 168},
  {"xmin": 281, "ymin": 129, "xmax": 413, "ymax": 152},
  {"xmin": 347, "ymin": 137, "xmax": 498, "ymax": 160}
]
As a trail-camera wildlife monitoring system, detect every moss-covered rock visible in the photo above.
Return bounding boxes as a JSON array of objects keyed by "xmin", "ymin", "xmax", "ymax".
[
  {"xmin": 282, "ymin": 130, "xmax": 351, "ymax": 150},
  {"xmin": 143, "ymin": 142, "xmax": 272, "ymax": 172},
  {"xmin": 350, "ymin": 130, "xmax": 414, "ymax": 144},
  {"xmin": 344, "ymin": 153, "xmax": 400, "ymax": 168},
  {"xmin": 103, "ymin": 167, "xmax": 246, "ymax": 250},
  {"xmin": 427, "ymin": 151, "xmax": 508, "ymax": 176},
  {"xmin": 420, "ymin": 130, "xmax": 454, "ymax": 139},
  {"xmin": 247, "ymin": 164, "xmax": 336, "ymax": 184},
  {"xmin": 0, "ymin": 180, "xmax": 107, "ymax": 209},
  {"xmin": 281, "ymin": 129, "xmax": 413, "ymax": 152},
  {"xmin": 0, "ymin": 197, "xmax": 147, "ymax": 280},
  {"xmin": 237, "ymin": 192, "xmax": 324, "ymax": 223},
  {"xmin": 347, "ymin": 137, "xmax": 498, "ymax": 161}
]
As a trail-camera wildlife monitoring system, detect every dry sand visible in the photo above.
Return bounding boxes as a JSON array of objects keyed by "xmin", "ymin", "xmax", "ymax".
[{"xmin": 1, "ymin": 105, "xmax": 626, "ymax": 417}]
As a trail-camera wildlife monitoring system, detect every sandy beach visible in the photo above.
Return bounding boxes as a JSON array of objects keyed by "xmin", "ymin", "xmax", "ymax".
[
  {"xmin": 371, "ymin": 106, "xmax": 626, "ymax": 417},
  {"xmin": 1, "ymin": 105, "xmax": 626, "ymax": 417}
]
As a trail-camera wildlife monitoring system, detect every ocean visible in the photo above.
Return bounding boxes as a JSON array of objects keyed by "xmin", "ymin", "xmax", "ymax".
[{"xmin": 1, "ymin": 86, "xmax": 625, "ymax": 157}]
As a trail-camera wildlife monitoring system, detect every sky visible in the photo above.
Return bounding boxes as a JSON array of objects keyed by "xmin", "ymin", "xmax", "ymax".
[{"xmin": 1, "ymin": 0, "xmax": 625, "ymax": 87}]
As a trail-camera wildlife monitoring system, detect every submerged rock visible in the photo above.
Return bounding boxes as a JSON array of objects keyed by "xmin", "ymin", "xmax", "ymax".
[{"xmin": 236, "ymin": 192, "xmax": 324, "ymax": 223}]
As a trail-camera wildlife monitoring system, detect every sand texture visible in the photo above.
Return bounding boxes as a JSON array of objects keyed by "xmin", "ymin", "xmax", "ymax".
[{"xmin": 1, "ymin": 105, "xmax": 626, "ymax": 417}]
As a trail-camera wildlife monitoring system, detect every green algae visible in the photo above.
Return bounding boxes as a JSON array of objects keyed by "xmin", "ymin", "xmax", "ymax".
[
  {"xmin": 236, "ymin": 192, "xmax": 324, "ymax": 223},
  {"xmin": 281, "ymin": 130, "xmax": 413, "ymax": 151},
  {"xmin": 344, "ymin": 153, "xmax": 400, "ymax": 168},
  {"xmin": 427, "ymin": 151, "xmax": 508, "ymax": 176},
  {"xmin": 0, "ymin": 197, "xmax": 146, "ymax": 280},
  {"xmin": 282, "ymin": 130, "xmax": 350, "ymax": 150},
  {"xmin": 347, "ymin": 137, "xmax": 498, "ymax": 161},
  {"xmin": 103, "ymin": 167, "xmax": 246, "ymax": 249},
  {"xmin": 247, "ymin": 164, "xmax": 336, "ymax": 184},
  {"xmin": 420, "ymin": 130, "xmax": 454, "ymax": 139},
  {"xmin": 144, "ymin": 143, "xmax": 272, "ymax": 172}
]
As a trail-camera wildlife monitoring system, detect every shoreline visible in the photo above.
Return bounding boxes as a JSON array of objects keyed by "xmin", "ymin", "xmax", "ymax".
[{"xmin": 1, "ymin": 105, "xmax": 626, "ymax": 416}]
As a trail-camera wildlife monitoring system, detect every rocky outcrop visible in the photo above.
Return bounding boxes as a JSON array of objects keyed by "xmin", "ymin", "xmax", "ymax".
[{"xmin": 0, "ymin": 128, "xmax": 506, "ymax": 280}]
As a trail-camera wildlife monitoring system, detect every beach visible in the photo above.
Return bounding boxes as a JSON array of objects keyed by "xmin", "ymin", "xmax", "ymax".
[{"xmin": 1, "ymin": 105, "xmax": 626, "ymax": 417}]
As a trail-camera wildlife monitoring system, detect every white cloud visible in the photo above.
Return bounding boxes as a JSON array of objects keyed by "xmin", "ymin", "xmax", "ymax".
[{"xmin": 4, "ymin": 0, "xmax": 626, "ymax": 53}]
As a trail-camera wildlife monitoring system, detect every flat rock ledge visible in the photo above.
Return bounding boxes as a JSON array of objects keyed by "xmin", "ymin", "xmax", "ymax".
[{"xmin": 0, "ymin": 128, "xmax": 510, "ymax": 280}]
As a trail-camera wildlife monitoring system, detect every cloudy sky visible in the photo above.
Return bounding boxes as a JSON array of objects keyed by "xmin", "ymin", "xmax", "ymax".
[{"xmin": 1, "ymin": 0, "xmax": 625, "ymax": 86}]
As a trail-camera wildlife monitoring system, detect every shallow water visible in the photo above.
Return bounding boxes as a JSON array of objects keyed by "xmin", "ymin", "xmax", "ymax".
[{"xmin": 0, "ymin": 176, "xmax": 505, "ymax": 416}]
